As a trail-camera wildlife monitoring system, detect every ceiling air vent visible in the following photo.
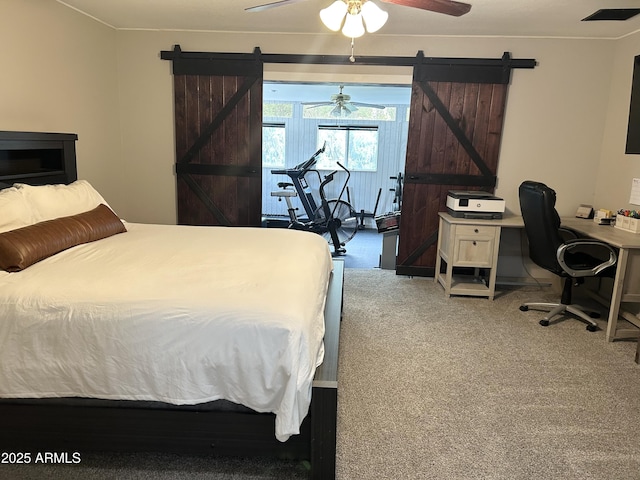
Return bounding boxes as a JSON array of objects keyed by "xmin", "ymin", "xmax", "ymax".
[{"xmin": 582, "ymin": 9, "xmax": 640, "ymax": 22}]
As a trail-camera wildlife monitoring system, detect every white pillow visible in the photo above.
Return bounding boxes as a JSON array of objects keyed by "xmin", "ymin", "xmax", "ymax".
[
  {"xmin": 14, "ymin": 180, "xmax": 113, "ymax": 223},
  {"xmin": 0, "ymin": 186, "xmax": 36, "ymax": 233}
]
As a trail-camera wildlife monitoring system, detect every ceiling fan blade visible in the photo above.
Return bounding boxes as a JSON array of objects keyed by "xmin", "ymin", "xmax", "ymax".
[
  {"xmin": 350, "ymin": 102, "xmax": 386, "ymax": 110},
  {"xmin": 302, "ymin": 102, "xmax": 334, "ymax": 107},
  {"xmin": 380, "ymin": 0, "xmax": 471, "ymax": 17},
  {"xmin": 245, "ymin": 0, "xmax": 308, "ymax": 13}
]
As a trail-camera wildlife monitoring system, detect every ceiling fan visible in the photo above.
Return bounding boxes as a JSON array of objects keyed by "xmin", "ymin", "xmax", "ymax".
[
  {"xmin": 245, "ymin": 0, "xmax": 472, "ymax": 17},
  {"xmin": 302, "ymin": 85, "xmax": 386, "ymax": 117}
]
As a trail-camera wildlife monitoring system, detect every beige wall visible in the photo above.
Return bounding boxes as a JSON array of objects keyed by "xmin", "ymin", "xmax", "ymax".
[
  {"xmin": 0, "ymin": 0, "xmax": 124, "ymax": 213},
  {"xmin": 2, "ymin": 1, "xmax": 632, "ymax": 226},
  {"xmin": 595, "ymin": 30, "xmax": 640, "ymax": 214}
]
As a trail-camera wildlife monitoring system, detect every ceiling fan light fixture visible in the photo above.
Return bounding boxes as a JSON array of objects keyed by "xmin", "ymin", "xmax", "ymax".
[
  {"xmin": 320, "ymin": 0, "xmax": 387, "ymax": 37},
  {"xmin": 342, "ymin": 12, "xmax": 366, "ymax": 37},
  {"xmin": 361, "ymin": 1, "xmax": 388, "ymax": 33},
  {"xmin": 320, "ymin": 0, "xmax": 348, "ymax": 31}
]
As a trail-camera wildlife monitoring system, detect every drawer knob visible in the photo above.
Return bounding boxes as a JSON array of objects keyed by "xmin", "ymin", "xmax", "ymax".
[
  {"xmin": 474, "ymin": 228, "xmax": 479, "ymax": 233},
  {"xmin": 473, "ymin": 241, "xmax": 477, "ymax": 246}
]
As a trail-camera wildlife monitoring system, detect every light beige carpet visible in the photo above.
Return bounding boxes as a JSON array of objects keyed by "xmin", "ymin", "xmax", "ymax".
[{"xmin": 336, "ymin": 269, "xmax": 640, "ymax": 480}]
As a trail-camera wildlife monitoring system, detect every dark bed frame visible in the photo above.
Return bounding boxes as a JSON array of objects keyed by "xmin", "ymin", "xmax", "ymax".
[{"xmin": 0, "ymin": 131, "xmax": 342, "ymax": 480}]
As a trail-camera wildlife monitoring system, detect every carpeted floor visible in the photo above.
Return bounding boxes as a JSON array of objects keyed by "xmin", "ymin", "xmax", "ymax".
[
  {"xmin": 3, "ymin": 269, "xmax": 639, "ymax": 479},
  {"xmin": 342, "ymin": 228, "xmax": 384, "ymax": 269},
  {"xmin": 336, "ymin": 270, "xmax": 640, "ymax": 480}
]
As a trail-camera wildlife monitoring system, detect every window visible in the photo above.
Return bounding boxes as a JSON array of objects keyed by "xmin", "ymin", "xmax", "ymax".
[
  {"xmin": 262, "ymin": 123, "xmax": 286, "ymax": 168},
  {"xmin": 264, "ymin": 102, "xmax": 293, "ymax": 118},
  {"xmin": 317, "ymin": 126, "xmax": 378, "ymax": 172},
  {"xmin": 303, "ymin": 105, "xmax": 396, "ymax": 121}
]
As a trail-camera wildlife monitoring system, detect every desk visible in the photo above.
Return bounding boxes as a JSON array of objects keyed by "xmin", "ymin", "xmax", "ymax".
[
  {"xmin": 435, "ymin": 213, "xmax": 640, "ymax": 345},
  {"xmin": 434, "ymin": 213, "xmax": 523, "ymax": 300},
  {"xmin": 561, "ymin": 217, "xmax": 640, "ymax": 343}
]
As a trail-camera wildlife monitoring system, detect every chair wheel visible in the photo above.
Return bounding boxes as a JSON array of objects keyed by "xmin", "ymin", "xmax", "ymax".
[
  {"xmin": 589, "ymin": 312, "xmax": 600, "ymax": 319},
  {"xmin": 586, "ymin": 324, "xmax": 598, "ymax": 332},
  {"xmin": 519, "ymin": 305, "xmax": 529, "ymax": 312},
  {"xmin": 539, "ymin": 319, "xmax": 549, "ymax": 327}
]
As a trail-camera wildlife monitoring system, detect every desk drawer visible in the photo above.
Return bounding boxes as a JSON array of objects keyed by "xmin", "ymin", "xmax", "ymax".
[
  {"xmin": 453, "ymin": 238, "xmax": 494, "ymax": 266},
  {"xmin": 455, "ymin": 225, "xmax": 497, "ymax": 237},
  {"xmin": 452, "ymin": 225, "xmax": 499, "ymax": 267}
]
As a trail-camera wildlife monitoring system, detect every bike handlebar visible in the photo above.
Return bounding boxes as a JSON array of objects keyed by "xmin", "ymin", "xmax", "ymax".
[
  {"xmin": 292, "ymin": 142, "xmax": 326, "ymax": 171},
  {"xmin": 271, "ymin": 142, "xmax": 357, "ymax": 192}
]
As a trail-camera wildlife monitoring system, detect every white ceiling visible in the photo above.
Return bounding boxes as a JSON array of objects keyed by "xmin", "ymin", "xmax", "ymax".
[
  {"xmin": 58, "ymin": 0, "xmax": 640, "ymax": 39},
  {"xmin": 55, "ymin": 0, "xmax": 640, "ymax": 105}
]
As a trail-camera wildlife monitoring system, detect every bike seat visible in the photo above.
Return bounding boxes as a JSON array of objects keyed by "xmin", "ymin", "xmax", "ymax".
[{"xmin": 278, "ymin": 182, "xmax": 294, "ymax": 188}]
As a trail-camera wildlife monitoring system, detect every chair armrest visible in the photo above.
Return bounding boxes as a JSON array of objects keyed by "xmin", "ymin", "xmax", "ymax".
[{"xmin": 556, "ymin": 239, "xmax": 617, "ymax": 277}]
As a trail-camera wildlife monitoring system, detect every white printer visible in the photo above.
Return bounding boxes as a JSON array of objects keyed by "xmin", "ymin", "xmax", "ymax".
[{"xmin": 446, "ymin": 190, "xmax": 505, "ymax": 219}]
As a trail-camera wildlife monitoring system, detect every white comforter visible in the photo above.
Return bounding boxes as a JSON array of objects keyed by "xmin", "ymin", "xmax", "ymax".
[{"xmin": 0, "ymin": 223, "xmax": 333, "ymax": 441}]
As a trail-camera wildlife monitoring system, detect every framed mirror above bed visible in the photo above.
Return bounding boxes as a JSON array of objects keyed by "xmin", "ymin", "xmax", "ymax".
[{"xmin": 0, "ymin": 131, "xmax": 78, "ymax": 188}]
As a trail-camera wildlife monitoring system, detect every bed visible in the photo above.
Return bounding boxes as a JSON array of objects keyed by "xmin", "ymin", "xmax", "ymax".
[{"xmin": 0, "ymin": 131, "xmax": 342, "ymax": 480}]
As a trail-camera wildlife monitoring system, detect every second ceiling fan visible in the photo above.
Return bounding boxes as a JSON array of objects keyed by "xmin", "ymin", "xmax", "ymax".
[{"xmin": 302, "ymin": 85, "xmax": 385, "ymax": 117}]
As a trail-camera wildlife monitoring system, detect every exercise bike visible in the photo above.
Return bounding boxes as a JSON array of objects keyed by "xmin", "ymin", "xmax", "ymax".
[{"xmin": 270, "ymin": 144, "xmax": 358, "ymax": 255}]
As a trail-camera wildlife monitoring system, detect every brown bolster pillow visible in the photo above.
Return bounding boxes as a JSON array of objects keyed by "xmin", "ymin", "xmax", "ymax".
[{"xmin": 0, "ymin": 204, "xmax": 126, "ymax": 272}]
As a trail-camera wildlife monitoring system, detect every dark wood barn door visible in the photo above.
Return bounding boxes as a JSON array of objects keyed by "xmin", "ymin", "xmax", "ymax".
[
  {"xmin": 170, "ymin": 47, "xmax": 263, "ymax": 226},
  {"xmin": 161, "ymin": 47, "xmax": 534, "ymax": 235},
  {"xmin": 396, "ymin": 53, "xmax": 512, "ymax": 277}
]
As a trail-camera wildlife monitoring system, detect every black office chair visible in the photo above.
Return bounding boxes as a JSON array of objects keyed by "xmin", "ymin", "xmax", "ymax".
[{"xmin": 518, "ymin": 181, "xmax": 617, "ymax": 331}]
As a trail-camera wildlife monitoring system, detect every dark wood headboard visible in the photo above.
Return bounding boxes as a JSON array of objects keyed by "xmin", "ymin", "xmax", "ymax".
[{"xmin": 0, "ymin": 131, "xmax": 78, "ymax": 189}]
